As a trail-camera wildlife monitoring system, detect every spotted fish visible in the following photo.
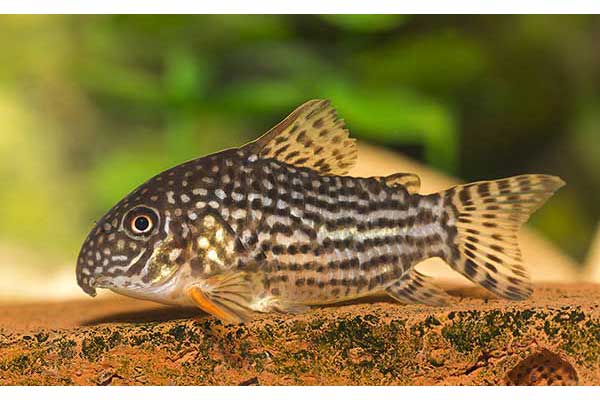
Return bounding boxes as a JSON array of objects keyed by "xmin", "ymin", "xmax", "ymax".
[{"xmin": 76, "ymin": 99, "xmax": 565, "ymax": 323}]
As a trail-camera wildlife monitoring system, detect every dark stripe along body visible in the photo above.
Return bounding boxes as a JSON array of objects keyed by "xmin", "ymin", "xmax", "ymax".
[{"xmin": 206, "ymin": 150, "xmax": 448, "ymax": 305}]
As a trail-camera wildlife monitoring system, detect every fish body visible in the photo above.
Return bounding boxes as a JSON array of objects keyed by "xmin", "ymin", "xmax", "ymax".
[{"xmin": 76, "ymin": 100, "xmax": 565, "ymax": 322}]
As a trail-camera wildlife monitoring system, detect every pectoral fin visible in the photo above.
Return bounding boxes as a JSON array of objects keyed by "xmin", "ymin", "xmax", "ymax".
[{"xmin": 187, "ymin": 272, "xmax": 254, "ymax": 323}]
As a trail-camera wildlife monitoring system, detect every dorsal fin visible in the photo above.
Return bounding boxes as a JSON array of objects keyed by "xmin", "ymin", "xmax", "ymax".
[
  {"xmin": 380, "ymin": 173, "xmax": 421, "ymax": 194},
  {"xmin": 243, "ymin": 99, "xmax": 358, "ymax": 175}
]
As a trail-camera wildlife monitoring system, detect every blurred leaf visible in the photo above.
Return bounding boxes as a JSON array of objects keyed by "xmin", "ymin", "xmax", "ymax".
[
  {"xmin": 320, "ymin": 15, "xmax": 408, "ymax": 32},
  {"xmin": 76, "ymin": 59, "xmax": 164, "ymax": 105},
  {"xmin": 571, "ymin": 100, "xmax": 600, "ymax": 187},
  {"xmin": 164, "ymin": 48, "xmax": 212, "ymax": 105},
  {"xmin": 87, "ymin": 139, "xmax": 168, "ymax": 211},
  {"xmin": 319, "ymin": 78, "xmax": 458, "ymax": 173},
  {"xmin": 355, "ymin": 29, "xmax": 487, "ymax": 97},
  {"xmin": 530, "ymin": 190, "xmax": 594, "ymax": 260},
  {"xmin": 217, "ymin": 79, "xmax": 308, "ymax": 114}
]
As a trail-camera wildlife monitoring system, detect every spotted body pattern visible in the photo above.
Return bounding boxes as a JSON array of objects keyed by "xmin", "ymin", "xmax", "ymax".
[{"xmin": 77, "ymin": 100, "xmax": 565, "ymax": 322}]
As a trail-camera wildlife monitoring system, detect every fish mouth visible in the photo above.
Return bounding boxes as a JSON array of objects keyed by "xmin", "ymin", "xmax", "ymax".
[
  {"xmin": 76, "ymin": 270, "xmax": 98, "ymax": 297},
  {"xmin": 82, "ymin": 280, "xmax": 98, "ymax": 297}
]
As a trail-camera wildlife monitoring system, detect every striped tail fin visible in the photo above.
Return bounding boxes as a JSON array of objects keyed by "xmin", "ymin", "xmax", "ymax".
[{"xmin": 441, "ymin": 174, "xmax": 565, "ymax": 300}]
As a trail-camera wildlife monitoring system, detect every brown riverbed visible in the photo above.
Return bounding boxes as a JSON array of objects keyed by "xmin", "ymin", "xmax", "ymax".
[{"xmin": 1, "ymin": 283, "xmax": 598, "ymax": 385}]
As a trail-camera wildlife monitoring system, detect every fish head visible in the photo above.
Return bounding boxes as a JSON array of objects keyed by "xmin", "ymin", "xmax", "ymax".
[{"xmin": 76, "ymin": 163, "xmax": 203, "ymax": 303}]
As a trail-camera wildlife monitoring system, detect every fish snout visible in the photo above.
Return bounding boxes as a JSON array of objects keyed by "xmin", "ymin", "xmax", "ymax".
[{"xmin": 76, "ymin": 254, "xmax": 98, "ymax": 297}]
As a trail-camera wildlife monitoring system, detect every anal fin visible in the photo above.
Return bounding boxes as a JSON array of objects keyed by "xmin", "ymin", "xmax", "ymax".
[
  {"xmin": 188, "ymin": 272, "xmax": 254, "ymax": 323},
  {"xmin": 385, "ymin": 270, "xmax": 449, "ymax": 306}
]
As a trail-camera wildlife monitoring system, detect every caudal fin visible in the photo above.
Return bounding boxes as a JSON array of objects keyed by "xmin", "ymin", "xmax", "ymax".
[{"xmin": 441, "ymin": 174, "xmax": 565, "ymax": 300}]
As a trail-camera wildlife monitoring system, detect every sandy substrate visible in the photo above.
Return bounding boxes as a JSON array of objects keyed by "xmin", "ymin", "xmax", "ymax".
[{"xmin": 0, "ymin": 283, "xmax": 598, "ymax": 385}]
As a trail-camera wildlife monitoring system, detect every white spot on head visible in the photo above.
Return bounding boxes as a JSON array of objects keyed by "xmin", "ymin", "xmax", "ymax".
[
  {"xmin": 248, "ymin": 154, "xmax": 258, "ymax": 162},
  {"xmin": 198, "ymin": 236, "xmax": 209, "ymax": 249},
  {"xmin": 215, "ymin": 189, "xmax": 226, "ymax": 200},
  {"xmin": 193, "ymin": 188, "xmax": 208, "ymax": 196},
  {"xmin": 215, "ymin": 228, "xmax": 224, "ymax": 242},
  {"xmin": 174, "ymin": 208, "xmax": 182, "ymax": 217},
  {"xmin": 222, "ymin": 174, "xmax": 231, "ymax": 184},
  {"xmin": 202, "ymin": 177, "xmax": 214, "ymax": 184},
  {"xmin": 209, "ymin": 201, "xmax": 219, "ymax": 209},
  {"xmin": 169, "ymin": 248, "xmax": 182, "ymax": 262},
  {"xmin": 212, "ymin": 165, "xmax": 220, "ymax": 173},
  {"xmin": 263, "ymin": 180, "xmax": 274, "ymax": 190},
  {"xmin": 221, "ymin": 207, "xmax": 230, "ymax": 219},
  {"xmin": 181, "ymin": 194, "xmax": 190, "ymax": 203},
  {"xmin": 232, "ymin": 209, "xmax": 246, "ymax": 219},
  {"xmin": 251, "ymin": 209, "xmax": 263, "ymax": 220},
  {"xmin": 196, "ymin": 201, "xmax": 206, "ymax": 209},
  {"xmin": 188, "ymin": 211, "xmax": 198, "ymax": 220},
  {"xmin": 182, "ymin": 180, "xmax": 188, "ymax": 187},
  {"xmin": 207, "ymin": 249, "xmax": 222, "ymax": 265},
  {"xmin": 232, "ymin": 192, "xmax": 244, "ymax": 201},
  {"xmin": 277, "ymin": 199, "xmax": 288, "ymax": 209},
  {"xmin": 166, "ymin": 191, "xmax": 175, "ymax": 204},
  {"xmin": 204, "ymin": 215, "xmax": 215, "ymax": 227}
]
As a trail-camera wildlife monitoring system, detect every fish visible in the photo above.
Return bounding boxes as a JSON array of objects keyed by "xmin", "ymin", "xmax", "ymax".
[{"xmin": 76, "ymin": 99, "xmax": 565, "ymax": 323}]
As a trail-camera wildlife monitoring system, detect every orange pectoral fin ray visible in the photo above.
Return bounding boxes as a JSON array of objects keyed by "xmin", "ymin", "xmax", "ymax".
[
  {"xmin": 188, "ymin": 286, "xmax": 242, "ymax": 322},
  {"xmin": 187, "ymin": 272, "xmax": 254, "ymax": 323}
]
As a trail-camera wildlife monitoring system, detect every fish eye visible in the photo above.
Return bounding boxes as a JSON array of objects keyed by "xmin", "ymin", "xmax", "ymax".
[
  {"xmin": 132, "ymin": 215, "xmax": 152, "ymax": 233},
  {"xmin": 123, "ymin": 206, "xmax": 159, "ymax": 238}
]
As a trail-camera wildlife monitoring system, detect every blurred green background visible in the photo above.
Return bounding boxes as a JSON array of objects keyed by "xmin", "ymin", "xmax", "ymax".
[{"xmin": 0, "ymin": 15, "xmax": 598, "ymax": 273}]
